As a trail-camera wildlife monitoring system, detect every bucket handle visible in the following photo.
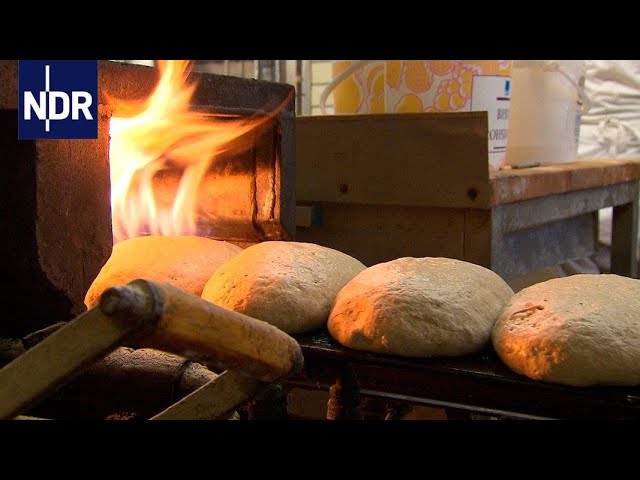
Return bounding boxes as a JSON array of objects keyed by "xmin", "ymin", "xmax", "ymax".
[
  {"xmin": 543, "ymin": 60, "xmax": 591, "ymax": 115},
  {"xmin": 319, "ymin": 60, "xmax": 381, "ymax": 115}
]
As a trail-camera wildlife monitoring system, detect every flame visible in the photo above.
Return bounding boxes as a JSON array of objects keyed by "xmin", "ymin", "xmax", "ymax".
[{"xmin": 107, "ymin": 60, "xmax": 285, "ymax": 244}]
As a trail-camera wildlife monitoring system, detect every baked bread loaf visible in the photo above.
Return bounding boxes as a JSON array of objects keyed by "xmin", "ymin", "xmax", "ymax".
[
  {"xmin": 201, "ymin": 241, "xmax": 366, "ymax": 334},
  {"xmin": 492, "ymin": 274, "xmax": 640, "ymax": 387},
  {"xmin": 328, "ymin": 257, "xmax": 514, "ymax": 357},
  {"xmin": 85, "ymin": 235, "xmax": 241, "ymax": 308}
]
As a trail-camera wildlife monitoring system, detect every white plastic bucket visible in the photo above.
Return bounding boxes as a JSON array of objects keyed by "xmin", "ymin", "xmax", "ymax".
[{"xmin": 506, "ymin": 60, "xmax": 590, "ymax": 166}]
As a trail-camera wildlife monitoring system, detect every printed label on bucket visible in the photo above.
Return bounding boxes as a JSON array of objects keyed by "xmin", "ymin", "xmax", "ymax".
[{"xmin": 470, "ymin": 75, "xmax": 511, "ymax": 170}]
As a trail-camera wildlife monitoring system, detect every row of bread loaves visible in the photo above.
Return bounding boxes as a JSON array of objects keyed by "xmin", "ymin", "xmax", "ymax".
[{"xmin": 85, "ymin": 237, "xmax": 640, "ymax": 387}]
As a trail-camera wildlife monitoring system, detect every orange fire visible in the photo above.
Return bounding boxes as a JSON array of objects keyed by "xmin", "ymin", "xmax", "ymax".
[{"xmin": 107, "ymin": 60, "xmax": 284, "ymax": 244}]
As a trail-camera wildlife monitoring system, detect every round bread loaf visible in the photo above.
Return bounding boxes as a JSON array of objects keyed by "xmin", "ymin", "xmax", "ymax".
[
  {"xmin": 328, "ymin": 257, "xmax": 514, "ymax": 357},
  {"xmin": 201, "ymin": 241, "xmax": 366, "ymax": 334},
  {"xmin": 492, "ymin": 274, "xmax": 640, "ymax": 387},
  {"xmin": 85, "ymin": 235, "xmax": 241, "ymax": 309}
]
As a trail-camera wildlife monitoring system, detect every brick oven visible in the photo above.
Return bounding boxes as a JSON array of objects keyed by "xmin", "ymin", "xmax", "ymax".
[{"xmin": 0, "ymin": 60, "xmax": 295, "ymax": 339}]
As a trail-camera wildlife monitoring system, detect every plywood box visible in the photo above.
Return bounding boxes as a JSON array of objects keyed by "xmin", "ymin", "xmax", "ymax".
[{"xmin": 296, "ymin": 112, "xmax": 490, "ymax": 210}]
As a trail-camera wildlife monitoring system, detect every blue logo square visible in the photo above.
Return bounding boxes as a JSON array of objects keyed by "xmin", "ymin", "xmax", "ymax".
[{"xmin": 18, "ymin": 60, "xmax": 98, "ymax": 140}]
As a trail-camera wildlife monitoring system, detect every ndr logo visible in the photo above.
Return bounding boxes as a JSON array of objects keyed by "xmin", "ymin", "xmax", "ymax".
[{"xmin": 18, "ymin": 60, "xmax": 98, "ymax": 140}]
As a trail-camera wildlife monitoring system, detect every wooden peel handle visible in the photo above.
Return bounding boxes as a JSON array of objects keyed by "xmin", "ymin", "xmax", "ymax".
[
  {"xmin": 104, "ymin": 280, "xmax": 304, "ymax": 383},
  {"xmin": 0, "ymin": 286, "xmax": 158, "ymax": 420},
  {"xmin": 0, "ymin": 280, "xmax": 302, "ymax": 419}
]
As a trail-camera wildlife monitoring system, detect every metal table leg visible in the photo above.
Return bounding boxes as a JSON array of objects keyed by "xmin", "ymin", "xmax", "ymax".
[
  {"xmin": 327, "ymin": 364, "xmax": 362, "ymax": 420},
  {"xmin": 611, "ymin": 181, "xmax": 639, "ymax": 278}
]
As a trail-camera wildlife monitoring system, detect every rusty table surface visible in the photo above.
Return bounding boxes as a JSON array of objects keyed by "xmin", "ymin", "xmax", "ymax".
[
  {"xmin": 481, "ymin": 158, "xmax": 640, "ymax": 279},
  {"xmin": 490, "ymin": 158, "xmax": 640, "ymax": 206},
  {"xmin": 290, "ymin": 331, "xmax": 640, "ymax": 420}
]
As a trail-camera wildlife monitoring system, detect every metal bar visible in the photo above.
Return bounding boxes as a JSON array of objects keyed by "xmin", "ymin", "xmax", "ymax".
[
  {"xmin": 301, "ymin": 60, "xmax": 312, "ymax": 115},
  {"xmin": 611, "ymin": 181, "xmax": 639, "ymax": 277},
  {"xmin": 499, "ymin": 182, "xmax": 639, "ymax": 234},
  {"xmin": 287, "ymin": 379, "xmax": 554, "ymax": 420},
  {"xmin": 278, "ymin": 60, "xmax": 288, "ymax": 84},
  {"xmin": 257, "ymin": 60, "xmax": 276, "ymax": 81},
  {"xmin": 327, "ymin": 364, "xmax": 362, "ymax": 420},
  {"xmin": 356, "ymin": 389, "xmax": 554, "ymax": 420}
]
